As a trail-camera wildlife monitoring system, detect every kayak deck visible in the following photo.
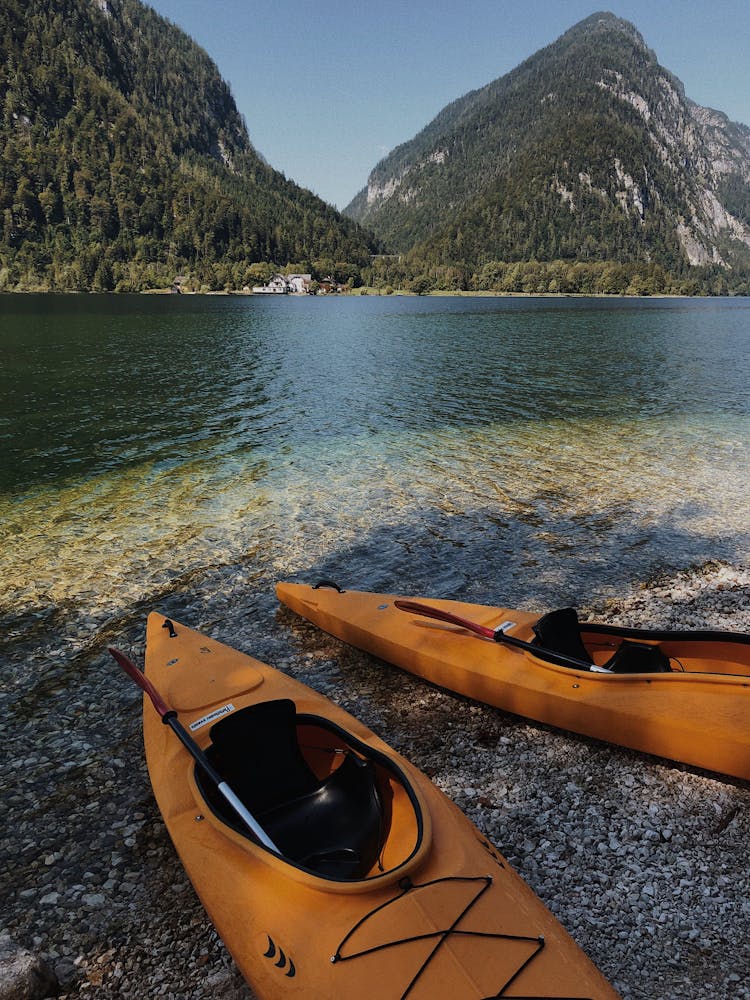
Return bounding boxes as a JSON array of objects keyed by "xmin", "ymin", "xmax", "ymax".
[{"xmin": 275, "ymin": 582, "xmax": 750, "ymax": 781}]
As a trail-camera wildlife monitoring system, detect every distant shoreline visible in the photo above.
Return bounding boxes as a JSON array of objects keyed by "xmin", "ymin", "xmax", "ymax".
[{"xmin": 0, "ymin": 288, "xmax": 741, "ymax": 299}]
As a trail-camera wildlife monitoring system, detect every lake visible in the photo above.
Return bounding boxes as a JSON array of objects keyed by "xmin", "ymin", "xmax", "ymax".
[{"xmin": 2, "ymin": 293, "xmax": 750, "ymax": 674}]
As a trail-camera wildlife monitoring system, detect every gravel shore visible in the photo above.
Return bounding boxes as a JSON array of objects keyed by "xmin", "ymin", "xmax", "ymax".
[{"xmin": 2, "ymin": 561, "xmax": 748, "ymax": 999}]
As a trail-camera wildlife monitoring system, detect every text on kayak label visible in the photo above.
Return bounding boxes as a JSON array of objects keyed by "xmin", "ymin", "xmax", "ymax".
[{"xmin": 189, "ymin": 703, "xmax": 236, "ymax": 731}]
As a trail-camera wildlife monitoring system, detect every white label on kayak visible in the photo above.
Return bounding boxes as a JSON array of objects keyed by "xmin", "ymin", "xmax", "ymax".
[
  {"xmin": 496, "ymin": 620, "xmax": 517, "ymax": 633},
  {"xmin": 189, "ymin": 703, "xmax": 236, "ymax": 732}
]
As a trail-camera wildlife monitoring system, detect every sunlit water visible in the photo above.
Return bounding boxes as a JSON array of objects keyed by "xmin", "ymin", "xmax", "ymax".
[{"xmin": 1, "ymin": 293, "xmax": 749, "ymax": 685}]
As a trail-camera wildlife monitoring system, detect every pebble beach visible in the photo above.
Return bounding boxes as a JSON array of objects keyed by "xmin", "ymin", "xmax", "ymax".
[{"xmin": 2, "ymin": 561, "xmax": 749, "ymax": 999}]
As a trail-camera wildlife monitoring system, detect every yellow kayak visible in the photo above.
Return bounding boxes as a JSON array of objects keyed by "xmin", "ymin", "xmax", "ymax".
[
  {"xmin": 276, "ymin": 581, "xmax": 750, "ymax": 781},
  {"xmin": 135, "ymin": 611, "xmax": 619, "ymax": 998}
]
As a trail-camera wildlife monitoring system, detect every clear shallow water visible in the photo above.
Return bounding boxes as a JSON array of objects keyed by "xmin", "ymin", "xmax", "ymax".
[{"xmin": 1, "ymin": 293, "xmax": 749, "ymax": 672}]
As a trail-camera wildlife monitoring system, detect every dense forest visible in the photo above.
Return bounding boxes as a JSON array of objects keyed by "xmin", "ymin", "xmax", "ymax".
[{"xmin": 0, "ymin": 0, "xmax": 378, "ymax": 291}]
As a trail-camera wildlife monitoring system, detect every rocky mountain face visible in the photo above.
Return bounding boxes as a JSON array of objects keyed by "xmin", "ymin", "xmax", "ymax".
[
  {"xmin": 671, "ymin": 102, "xmax": 750, "ymax": 264},
  {"xmin": 346, "ymin": 12, "xmax": 750, "ymax": 275}
]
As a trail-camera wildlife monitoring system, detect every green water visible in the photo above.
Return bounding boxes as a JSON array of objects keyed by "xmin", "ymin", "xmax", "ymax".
[{"xmin": 1, "ymin": 293, "xmax": 749, "ymax": 663}]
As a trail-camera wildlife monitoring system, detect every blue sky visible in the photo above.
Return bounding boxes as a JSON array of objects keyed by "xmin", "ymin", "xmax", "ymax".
[{"xmin": 146, "ymin": 1, "xmax": 750, "ymax": 209}]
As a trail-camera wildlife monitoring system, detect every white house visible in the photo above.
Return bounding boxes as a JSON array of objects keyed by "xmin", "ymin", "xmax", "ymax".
[
  {"xmin": 287, "ymin": 274, "xmax": 312, "ymax": 294},
  {"xmin": 252, "ymin": 273, "xmax": 313, "ymax": 295},
  {"xmin": 252, "ymin": 274, "xmax": 289, "ymax": 294}
]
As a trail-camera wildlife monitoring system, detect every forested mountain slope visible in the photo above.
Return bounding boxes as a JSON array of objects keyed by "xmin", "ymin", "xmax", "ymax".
[{"xmin": 0, "ymin": 0, "xmax": 378, "ymax": 291}]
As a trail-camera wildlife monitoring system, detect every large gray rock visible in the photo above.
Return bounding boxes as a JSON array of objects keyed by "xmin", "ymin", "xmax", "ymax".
[{"xmin": 0, "ymin": 934, "xmax": 58, "ymax": 1000}]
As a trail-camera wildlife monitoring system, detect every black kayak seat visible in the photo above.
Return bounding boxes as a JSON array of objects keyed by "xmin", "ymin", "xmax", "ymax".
[
  {"xmin": 603, "ymin": 638, "xmax": 672, "ymax": 674},
  {"xmin": 533, "ymin": 608, "xmax": 671, "ymax": 674},
  {"xmin": 198, "ymin": 699, "xmax": 383, "ymax": 879},
  {"xmin": 532, "ymin": 607, "xmax": 591, "ymax": 664}
]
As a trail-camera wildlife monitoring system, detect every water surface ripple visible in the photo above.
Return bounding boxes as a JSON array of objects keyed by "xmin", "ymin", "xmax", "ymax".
[{"xmin": 1, "ymin": 294, "xmax": 749, "ymax": 671}]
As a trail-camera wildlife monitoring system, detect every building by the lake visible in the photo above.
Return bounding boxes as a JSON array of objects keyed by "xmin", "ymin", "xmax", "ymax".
[{"xmin": 252, "ymin": 273, "xmax": 312, "ymax": 294}]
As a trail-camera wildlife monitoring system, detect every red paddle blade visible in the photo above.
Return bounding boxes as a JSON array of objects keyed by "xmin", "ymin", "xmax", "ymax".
[
  {"xmin": 109, "ymin": 647, "xmax": 171, "ymax": 718},
  {"xmin": 394, "ymin": 600, "xmax": 496, "ymax": 640}
]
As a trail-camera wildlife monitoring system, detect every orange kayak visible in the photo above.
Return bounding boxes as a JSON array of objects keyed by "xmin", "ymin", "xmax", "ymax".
[
  {"xmin": 140, "ymin": 612, "xmax": 619, "ymax": 998},
  {"xmin": 275, "ymin": 582, "xmax": 750, "ymax": 781}
]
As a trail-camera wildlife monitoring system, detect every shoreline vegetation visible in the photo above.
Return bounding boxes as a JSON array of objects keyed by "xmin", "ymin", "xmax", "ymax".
[
  {"xmin": 2, "ymin": 288, "xmax": 727, "ymax": 298},
  {"xmin": 2, "ymin": 290, "xmax": 744, "ymax": 299},
  {"xmin": 2, "ymin": 288, "xmax": 738, "ymax": 300},
  {"xmin": 1, "ymin": 257, "xmax": 747, "ymax": 297}
]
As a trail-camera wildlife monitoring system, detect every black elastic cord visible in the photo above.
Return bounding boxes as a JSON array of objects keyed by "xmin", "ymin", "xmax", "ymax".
[{"xmin": 331, "ymin": 874, "xmax": 587, "ymax": 999}]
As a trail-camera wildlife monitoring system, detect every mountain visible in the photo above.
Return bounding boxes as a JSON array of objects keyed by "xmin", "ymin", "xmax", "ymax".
[
  {"xmin": 0, "ymin": 0, "xmax": 378, "ymax": 291},
  {"xmin": 346, "ymin": 13, "xmax": 750, "ymax": 290}
]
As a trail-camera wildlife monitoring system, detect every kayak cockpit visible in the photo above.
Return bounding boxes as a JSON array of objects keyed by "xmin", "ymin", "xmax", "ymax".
[
  {"xmin": 534, "ymin": 607, "xmax": 750, "ymax": 677},
  {"xmin": 532, "ymin": 607, "xmax": 671, "ymax": 674},
  {"xmin": 194, "ymin": 698, "xmax": 426, "ymax": 883}
]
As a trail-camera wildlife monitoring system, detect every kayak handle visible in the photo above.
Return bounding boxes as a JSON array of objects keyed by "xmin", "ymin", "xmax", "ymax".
[{"xmin": 313, "ymin": 579, "xmax": 345, "ymax": 593}]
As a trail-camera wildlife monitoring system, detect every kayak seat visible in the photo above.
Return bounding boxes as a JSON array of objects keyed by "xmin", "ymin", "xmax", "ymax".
[
  {"xmin": 602, "ymin": 639, "xmax": 671, "ymax": 674},
  {"xmin": 533, "ymin": 608, "xmax": 671, "ymax": 674},
  {"xmin": 199, "ymin": 699, "xmax": 383, "ymax": 879},
  {"xmin": 533, "ymin": 608, "xmax": 591, "ymax": 664}
]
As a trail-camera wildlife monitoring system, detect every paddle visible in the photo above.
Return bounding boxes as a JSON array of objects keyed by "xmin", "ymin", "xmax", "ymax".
[
  {"xmin": 393, "ymin": 600, "xmax": 609, "ymax": 673},
  {"xmin": 109, "ymin": 646, "xmax": 281, "ymax": 853}
]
